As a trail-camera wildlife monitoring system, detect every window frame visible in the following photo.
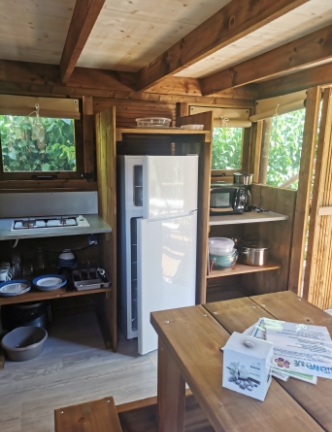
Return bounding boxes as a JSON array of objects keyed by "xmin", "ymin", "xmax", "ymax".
[
  {"xmin": 211, "ymin": 126, "xmax": 246, "ymax": 175},
  {"xmin": 0, "ymin": 99, "xmax": 84, "ymax": 181},
  {"xmin": 187, "ymin": 104, "xmax": 251, "ymax": 176}
]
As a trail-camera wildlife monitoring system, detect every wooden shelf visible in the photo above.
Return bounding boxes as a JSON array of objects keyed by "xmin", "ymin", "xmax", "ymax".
[
  {"xmin": 207, "ymin": 262, "xmax": 280, "ymax": 279},
  {"xmin": 209, "ymin": 211, "xmax": 288, "ymax": 226},
  {"xmin": 116, "ymin": 128, "xmax": 210, "ymax": 142},
  {"xmin": 0, "ymin": 286, "xmax": 111, "ymax": 306}
]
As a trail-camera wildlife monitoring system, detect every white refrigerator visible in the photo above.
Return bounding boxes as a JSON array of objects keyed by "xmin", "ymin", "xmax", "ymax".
[
  {"xmin": 137, "ymin": 155, "xmax": 198, "ymax": 355},
  {"xmin": 117, "ymin": 155, "xmax": 198, "ymax": 355}
]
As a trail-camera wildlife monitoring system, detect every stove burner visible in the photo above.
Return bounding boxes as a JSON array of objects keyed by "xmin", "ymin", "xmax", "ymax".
[
  {"xmin": 12, "ymin": 216, "xmax": 85, "ymax": 230},
  {"xmin": 22, "ymin": 219, "xmax": 36, "ymax": 228}
]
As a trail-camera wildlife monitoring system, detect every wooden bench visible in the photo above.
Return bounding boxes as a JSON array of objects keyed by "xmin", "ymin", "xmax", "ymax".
[{"xmin": 54, "ymin": 396, "xmax": 122, "ymax": 432}]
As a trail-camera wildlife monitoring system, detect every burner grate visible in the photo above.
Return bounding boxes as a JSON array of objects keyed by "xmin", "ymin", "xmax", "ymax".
[{"xmin": 13, "ymin": 216, "xmax": 80, "ymax": 230}]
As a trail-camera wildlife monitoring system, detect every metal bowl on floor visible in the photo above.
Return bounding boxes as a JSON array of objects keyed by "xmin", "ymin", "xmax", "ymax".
[{"xmin": 1, "ymin": 326, "xmax": 48, "ymax": 361}]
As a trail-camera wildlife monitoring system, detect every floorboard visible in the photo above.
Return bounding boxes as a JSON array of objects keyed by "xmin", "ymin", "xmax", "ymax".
[{"xmin": 0, "ymin": 312, "xmax": 158, "ymax": 432}]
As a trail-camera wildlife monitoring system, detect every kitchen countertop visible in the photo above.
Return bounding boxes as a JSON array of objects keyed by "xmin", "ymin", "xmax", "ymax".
[{"xmin": 0, "ymin": 214, "xmax": 112, "ymax": 241}]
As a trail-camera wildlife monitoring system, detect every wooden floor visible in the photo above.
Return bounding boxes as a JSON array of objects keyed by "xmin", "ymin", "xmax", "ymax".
[{"xmin": 0, "ymin": 312, "xmax": 158, "ymax": 432}]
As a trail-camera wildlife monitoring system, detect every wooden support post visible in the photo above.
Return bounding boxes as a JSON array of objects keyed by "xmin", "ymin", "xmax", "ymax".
[
  {"xmin": 176, "ymin": 103, "xmax": 189, "ymax": 119},
  {"xmin": 157, "ymin": 338, "xmax": 186, "ymax": 432},
  {"xmin": 95, "ymin": 106, "xmax": 118, "ymax": 351},
  {"xmin": 288, "ymin": 87, "xmax": 322, "ymax": 295},
  {"xmin": 82, "ymin": 96, "xmax": 95, "ymax": 180},
  {"xmin": 258, "ymin": 118, "xmax": 273, "ymax": 184},
  {"xmin": 250, "ymin": 120, "xmax": 263, "ymax": 183}
]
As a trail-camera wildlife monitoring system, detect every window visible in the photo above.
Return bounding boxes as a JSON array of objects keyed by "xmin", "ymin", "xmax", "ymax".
[
  {"xmin": 0, "ymin": 116, "xmax": 77, "ymax": 173},
  {"xmin": 0, "ymin": 95, "xmax": 82, "ymax": 180},
  {"xmin": 212, "ymin": 127, "xmax": 243, "ymax": 170},
  {"xmin": 266, "ymin": 108, "xmax": 306, "ymax": 190},
  {"xmin": 188, "ymin": 105, "xmax": 250, "ymax": 173}
]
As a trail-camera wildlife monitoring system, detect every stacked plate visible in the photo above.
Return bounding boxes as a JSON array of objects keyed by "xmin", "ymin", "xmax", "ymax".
[
  {"xmin": 0, "ymin": 280, "xmax": 31, "ymax": 297},
  {"xmin": 32, "ymin": 274, "xmax": 67, "ymax": 291}
]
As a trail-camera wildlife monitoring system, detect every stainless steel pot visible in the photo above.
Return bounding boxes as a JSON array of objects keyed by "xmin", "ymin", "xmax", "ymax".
[
  {"xmin": 237, "ymin": 240, "xmax": 271, "ymax": 266},
  {"xmin": 233, "ymin": 172, "xmax": 253, "ymax": 185}
]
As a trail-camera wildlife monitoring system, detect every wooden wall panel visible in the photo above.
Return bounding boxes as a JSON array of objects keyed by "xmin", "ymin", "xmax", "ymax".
[
  {"xmin": 304, "ymin": 88, "xmax": 332, "ymax": 309},
  {"xmin": 241, "ymin": 185, "xmax": 297, "ymax": 295},
  {"xmin": 177, "ymin": 112, "xmax": 213, "ymax": 304},
  {"xmin": 95, "ymin": 106, "xmax": 117, "ymax": 351}
]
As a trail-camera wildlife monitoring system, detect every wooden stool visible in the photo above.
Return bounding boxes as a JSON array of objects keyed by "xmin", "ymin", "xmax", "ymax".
[{"xmin": 54, "ymin": 396, "xmax": 122, "ymax": 432}]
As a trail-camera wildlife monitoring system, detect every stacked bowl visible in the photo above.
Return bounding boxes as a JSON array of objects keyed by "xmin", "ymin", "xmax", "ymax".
[
  {"xmin": 208, "ymin": 237, "xmax": 238, "ymax": 270},
  {"xmin": 58, "ymin": 249, "xmax": 76, "ymax": 269}
]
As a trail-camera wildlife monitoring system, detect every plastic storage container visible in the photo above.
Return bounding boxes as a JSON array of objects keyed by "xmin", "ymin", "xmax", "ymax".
[
  {"xmin": 135, "ymin": 117, "xmax": 171, "ymax": 128},
  {"xmin": 209, "ymin": 249, "xmax": 238, "ymax": 269},
  {"xmin": 208, "ymin": 237, "xmax": 235, "ymax": 256},
  {"xmin": 208, "ymin": 237, "xmax": 238, "ymax": 270}
]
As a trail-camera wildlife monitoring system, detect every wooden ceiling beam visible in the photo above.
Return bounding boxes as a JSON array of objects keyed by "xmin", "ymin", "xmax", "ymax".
[
  {"xmin": 60, "ymin": 0, "xmax": 106, "ymax": 84},
  {"xmin": 201, "ymin": 24, "xmax": 332, "ymax": 96},
  {"xmin": 136, "ymin": 0, "xmax": 309, "ymax": 91},
  {"xmin": 0, "ymin": 59, "xmax": 258, "ymax": 101},
  {"xmin": 257, "ymin": 62, "xmax": 332, "ymax": 99}
]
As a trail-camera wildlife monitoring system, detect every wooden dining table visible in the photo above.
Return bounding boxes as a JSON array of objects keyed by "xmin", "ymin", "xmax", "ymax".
[{"xmin": 151, "ymin": 291, "xmax": 332, "ymax": 432}]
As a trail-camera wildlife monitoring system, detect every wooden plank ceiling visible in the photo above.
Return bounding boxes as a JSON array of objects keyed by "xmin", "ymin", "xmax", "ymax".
[{"xmin": 1, "ymin": 0, "xmax": 332, "ymax": 98}]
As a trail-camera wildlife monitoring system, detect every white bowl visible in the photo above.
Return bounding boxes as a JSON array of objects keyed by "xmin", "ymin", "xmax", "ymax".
[{"xmin": 59, "ymin": 249, "xmax": 75, "ymax": 260}]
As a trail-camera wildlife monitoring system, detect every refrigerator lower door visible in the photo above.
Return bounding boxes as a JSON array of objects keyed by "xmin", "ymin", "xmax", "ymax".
[{"xmin": 137, "ymin": 211, "xmax": 197, "ymax": 355}]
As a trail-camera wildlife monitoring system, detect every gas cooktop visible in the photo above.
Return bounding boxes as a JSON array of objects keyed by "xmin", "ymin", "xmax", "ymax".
[{"xmin": 12, "ymin": 215, "xmax": 89, "ymax": 230}]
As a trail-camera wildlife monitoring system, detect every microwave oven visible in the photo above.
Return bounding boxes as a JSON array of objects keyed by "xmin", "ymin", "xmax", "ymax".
[{"xmin": 210, "ymin": 185, "xmax": 249, "ymax": 215}]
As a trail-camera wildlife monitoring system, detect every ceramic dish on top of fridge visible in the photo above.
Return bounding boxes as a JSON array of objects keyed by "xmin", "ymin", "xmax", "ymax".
[{"xmin": 135, "ymin": 118, "xmax": 171, "ymax": 128}]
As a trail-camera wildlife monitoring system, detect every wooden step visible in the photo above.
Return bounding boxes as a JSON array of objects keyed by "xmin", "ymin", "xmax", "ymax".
[{"xmin": 55, "ymin": 396, "xmax": 122, "ymax": 432}]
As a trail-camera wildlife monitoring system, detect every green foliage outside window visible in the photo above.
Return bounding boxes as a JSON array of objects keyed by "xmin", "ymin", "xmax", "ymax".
[
  {"xmin": 266, "ymin": 109, "xmax": 306, "ymax": 189},
  {"xmin": 212, "ymin": 127, "xmax": 243, "ymax": 170},
  {"xmin": 0, "ymin": 115, "xmax": 76, "ymax": 172}
]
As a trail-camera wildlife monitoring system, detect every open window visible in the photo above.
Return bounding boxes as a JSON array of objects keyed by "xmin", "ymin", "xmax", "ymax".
[
  {"xmin": 0, "ymin": 95, "xmax": 83, "ymax": 180},
  {"xmin": 189, "ymin": 106, "xmax": 252, "ymax": 176},
  {"xmin": 251, "ymin": 91, "xmax": 308, "ymax": 190}
]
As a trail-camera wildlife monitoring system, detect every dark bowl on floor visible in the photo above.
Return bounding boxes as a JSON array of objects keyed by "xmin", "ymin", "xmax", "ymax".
[{"xmin": 1, "ymin": 326, "xmax": 48, "ymax": 361}]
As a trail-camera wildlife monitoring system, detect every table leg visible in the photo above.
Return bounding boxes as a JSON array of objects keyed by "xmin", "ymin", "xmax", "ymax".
[{"xmin": 157, "ymin": 338, "xmax": 186, "ymax": 432}]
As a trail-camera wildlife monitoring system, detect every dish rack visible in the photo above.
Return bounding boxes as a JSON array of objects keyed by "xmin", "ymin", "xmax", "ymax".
[{"xmin": 70, "ymin": 267, "xmax": 111, "ymax": 291}]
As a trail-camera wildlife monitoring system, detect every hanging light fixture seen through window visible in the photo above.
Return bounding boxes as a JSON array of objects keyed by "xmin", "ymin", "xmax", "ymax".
[{"xmin": 29, "ymin": 103, "xmax": 45, "ymax": 142}]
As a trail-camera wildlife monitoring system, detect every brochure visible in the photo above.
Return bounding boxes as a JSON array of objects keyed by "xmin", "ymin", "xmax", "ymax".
[
  {"xmin": 264, "ymin": 318, "xmax": 332, "ymax": 379},
  {"xmin": 244, "ymin": 318, "xmax": 321, "ymax": 384}
]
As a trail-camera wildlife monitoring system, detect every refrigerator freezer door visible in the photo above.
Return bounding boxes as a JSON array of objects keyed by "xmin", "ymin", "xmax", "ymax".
[
  {"xmin": 137, "ymin": 212, "xmax": 197, "ymax": 355},
  {"xmin": 143, "ymin": 155, "xmax": 198, "ymax": 220}
]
